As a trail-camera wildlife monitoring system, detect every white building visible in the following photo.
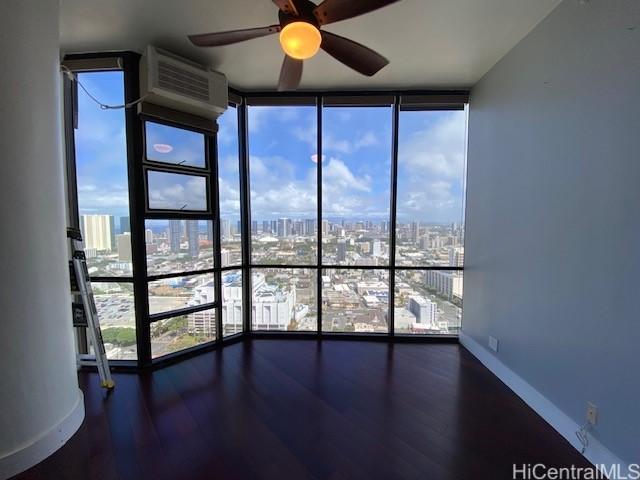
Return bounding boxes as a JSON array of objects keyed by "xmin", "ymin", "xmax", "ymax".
[
  {"xmin": 116, "ymin": 233, "xmax": 131, "ymax": 262},
  {"xmin": 81, "ymin": 214, "xmax": 115, "ymax": 251},
  {"xmin": 251, "ymin": 272, "xmax": 296, "ymax": 330},
  {"xmin": 408, "ymin": 296, "xmax": 437, "ymax": 326},
  {"xmin": 393, "ymin": 308, "xmax": 416, "ymax": 330},
  {"xmin": 425, "ymin": 270, "xmax": 463, "ymax": 301},
  {"xmin": 448, "ymin": 246, "xmax": 464, "ymax": 267},
  {"xmin": 187, "ymin": 271, "xmax": 298, "ymax": 335},
  {"xmin": 371, "ymin": 239, "xmax": 382, "ymax": 257}
]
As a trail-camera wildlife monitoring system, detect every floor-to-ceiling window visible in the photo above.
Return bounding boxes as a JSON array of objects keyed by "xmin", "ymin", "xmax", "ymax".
[
  {"xmin": 72, "ymin": 69, "xmax": 137, "ymax": 360},
  {"xmin": 394, "ymin": 108, "xmax": 467, "ymax": 334},
  {"xmin": 245, "ymin": 96, "xmax": 467, "ymax": 336},
  {"xmin": 217, "ymin": 105, "xmax": 244, "ymax": 336},
  {"xmin": 248, "ymin": 103, "xmax": 318, "ymax": 331},
  {"xmin": 321, "ymin": 102, "xmax": 392, "ymax": 333}
]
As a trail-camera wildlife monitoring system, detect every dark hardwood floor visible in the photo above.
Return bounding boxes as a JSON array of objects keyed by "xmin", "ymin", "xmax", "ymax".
[{"xmin": 13, "ymin": 340, "xmax": 594, "ymax": 480}]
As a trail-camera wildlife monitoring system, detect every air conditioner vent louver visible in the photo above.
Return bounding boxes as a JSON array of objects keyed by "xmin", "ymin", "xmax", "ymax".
[
  {"xmin": 157, "ymin": 61, "xmax": 210, "ymax": 101},
  {"xmin": 140, "ymin": 46, "xmax": 228, "ymax": 120}
]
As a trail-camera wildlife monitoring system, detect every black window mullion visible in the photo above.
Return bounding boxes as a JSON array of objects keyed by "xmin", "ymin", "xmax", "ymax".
[
  {"xmin": 148, "ymin": 302, "xmax": 218, "ymax": 323},
  {"xmin": 388, "ymin": 96, "xmax": 400, "ymax": 337},
  {"xmin": 122, "ymin": 52, "xmax": 152, "ymax": 367},
  {"xmin": 238, "ymin": 102, "xmax": 252, "ymax": 334},
  {"xmin": 146, "ymin": 267, "xmax": 216, "ymax": 282},
  {"xmin": 316, "ymin": 96, "xmax": 323, "ymax": 336},
  {"xmin": 210, "ymin": 127, "xmax": 224, "ymax": 340}
]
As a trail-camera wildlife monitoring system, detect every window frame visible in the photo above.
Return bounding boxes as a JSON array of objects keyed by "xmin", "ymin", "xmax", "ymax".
[{"xmin": 243, "ymin": 95, "xmax": 467, "ymax": 338}]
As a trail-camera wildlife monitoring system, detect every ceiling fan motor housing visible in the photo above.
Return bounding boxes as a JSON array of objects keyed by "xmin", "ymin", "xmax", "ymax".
[{"xmin": 278, "ymin": 0, "xmax": 321, "ymax": 29}]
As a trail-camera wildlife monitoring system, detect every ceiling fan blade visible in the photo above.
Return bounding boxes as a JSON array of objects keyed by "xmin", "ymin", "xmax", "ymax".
[
  {"xmin": 272, "ymin": 0, "xmax": 299, "ymax": 16},
  {"xmin": 313, "ymin": 0, "xmax": 400, "ymax": 25},
  {"xmin": 320, "ymin": 31, "xmax": 388, "ymax": 76},
  {"xmin": 278, "ymin": 55, "xmax": 303, "ymax": 91},
  {"xmin": 189, "ymin": 25, "xmax": 281, "ymax": 47}
]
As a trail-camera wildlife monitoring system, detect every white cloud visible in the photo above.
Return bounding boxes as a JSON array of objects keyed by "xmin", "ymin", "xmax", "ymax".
[
  {"xmin": 323, "ymin": 158, "xmax": 371, "ymax": 192},
  {"xmin": 395, "ymin": 112, "xmax": 466, "ymax": 222},
  {"xmin": 354, "ymin": 131, "xmax": 379, "ymax": 149},
  {"xmin": 148, "ymin": 176, "xmax": 206, "ymax": 210},
  {"xmin": 400, "ymin": 112, "xmax": 466, "ymax": 178}
]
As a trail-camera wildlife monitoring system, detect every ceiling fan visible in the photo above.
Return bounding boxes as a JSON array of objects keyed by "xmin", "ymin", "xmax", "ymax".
[{"xmin": 188, "ymin": 0, "xmax": 400, "ymax": 91}]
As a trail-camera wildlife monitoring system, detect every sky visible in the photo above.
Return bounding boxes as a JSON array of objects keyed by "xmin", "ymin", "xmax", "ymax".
[{"xmin": 76, "ymin": 71, "xmax": 467, "ymax": 230}]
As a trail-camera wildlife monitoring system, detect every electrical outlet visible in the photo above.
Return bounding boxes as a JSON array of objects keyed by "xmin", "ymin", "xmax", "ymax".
[
  {"xmin": 488, "ymin": 335, "xmax": 499, "ymax": 352},
  {"xmin": 586, "ymin": 402, "xmax": 598, "ymax": 425}
]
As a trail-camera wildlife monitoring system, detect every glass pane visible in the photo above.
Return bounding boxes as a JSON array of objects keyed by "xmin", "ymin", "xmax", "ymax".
[
  {"xmin": 75, "ymin": 71, "xmax": 132, "ymax": 277},
  {"xmin": 151, "ymin": 309, "xmax": 216, "ymax": 358},
  {"xmin": 148, "ymin": 273, "xmax": 215, "ymax": 315},
  {"xmin": 92, "ymin": 282, "xmax": 136, "ymax": 360},
  {"xmin": 218, "ymin": 106, "xmax": 242, "ymax": 267},
  {"xmin": 251, "ymin": 268, "xmax": 317, "ymax": 332},
  {"xmin": 395, "ymin": 110, "xmax": 467, "ymax": 266},
  {"xmin": 322, "ymin": 107, "xmax": 392, "ymax": 266},
  {"xmin": 248, "ymin": 106, "xmax": 317, "ymax": 265},
  {"xmin": 145, "ymin": 121, "xmax": 205, "ymax": 168},
  {"xmin": 145, "ymin": 219, "xmax": 214, "ymax": 275},
  {"xmin": 394, "ymin": 270, "xmax": 463, "ymax": 335},
  {"xmin": 222, "ymin": 270, "xmax": 243, "ymax": 337},
  {"xmin": 147, "ymin": 170, "xmax": 208, "ymax": 211},
  {"xmin": 321, "ymin": 269, "xmax": 388, "ymax": 333}
]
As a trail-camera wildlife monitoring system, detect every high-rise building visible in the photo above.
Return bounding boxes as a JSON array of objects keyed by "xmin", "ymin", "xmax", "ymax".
[
  {"xmin": 322, "ymin": 220, "xmax": 329, "ymax": 236},
  {"xmin": 81, "ymin": 214, "xmax": 115, "ymax": 251},
  {"xmin": 337, "ymin": 239, "xmax": 347, "ymax": 262},
  {"xmin": 448, "ymin": 246, "xmax": 465, "ymax": 267},
  {"xmin": 410, "ymin": 221, "xmax": 420, "ymax": 244},
  {"xmin": 119, "ymin": 216, "xmax": 130, "ymax": 234},
  {"xmin": 251, "ymin": 220, "xmax": 258, "ymax": 235},
  {"xmin": 169, "ymin": 220, "xmax": 182, "ymax": 253},
  {"xmin": 145, "ymin": 228, "xmax": 154, "ymax": 244},
  {"xmin": 277, "ymin": 218, "xmax": 291, "ymax": 237},
  {"xmin": 294, "ymin": 220, "xmax": 305, "ymax": 236},
  {"xmin": 270, "ymin": 220, "xmax": 277, "ymax": 235},
  {"xmin": 408, "ymin": 296, "xmax": 437, "ymax": 326},
  {"xmin": 221, "ymin": 219, "xmax": 231, "ymax": 240},
  {"xmin": 207, "ymin": 222, "xmax": 214, "ymax": 241},
  {"xmin": 262, "ymin": 220, "xmax": 271, "ymax": 234},
  {"xmin": 116, "ymin": 233, "xmax": 132, "ymax": 262},
  {"xmin": 371, "ymin": 239, "xmax": 382, "ymax": 257},
  {"xmin": 305, "ymin": 219, "xmax": 316, "ymax": 236},
  {"xmin": 186, "ymin": 220, "xmax": 199, "ymax": 258}
]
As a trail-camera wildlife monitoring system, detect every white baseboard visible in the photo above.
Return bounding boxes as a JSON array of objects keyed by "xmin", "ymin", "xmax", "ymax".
[
  {"xmin": 459, "ymin": 332, "xmax": 630, "ymax": 474},
  {"xmin": 0, "ymin": 389, "xmax": 85, "ymax": 480}
]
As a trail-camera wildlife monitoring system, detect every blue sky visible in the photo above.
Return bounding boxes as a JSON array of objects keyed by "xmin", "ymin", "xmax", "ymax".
[
  {"xmin": 75, "ymin": 71, "xmax": 129, "ymax": 227},
  {"xmin": 76, "ymin": 72, "xmax": 466, "ymax": 229}
]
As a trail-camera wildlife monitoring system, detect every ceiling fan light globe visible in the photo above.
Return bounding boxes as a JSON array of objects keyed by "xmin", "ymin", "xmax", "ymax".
[{"xmin": 279, "ymin": 21, "xmax": 321, "ymax": 60}]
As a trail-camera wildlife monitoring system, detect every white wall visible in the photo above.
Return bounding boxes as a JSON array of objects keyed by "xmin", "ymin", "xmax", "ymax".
[
  {"xmin": 463, "ymin": 0, "xmax": 640, "ymax": 465},
  {"xmin": 0, "ymin": 1, "xmax": 84, "ymax": 478}
]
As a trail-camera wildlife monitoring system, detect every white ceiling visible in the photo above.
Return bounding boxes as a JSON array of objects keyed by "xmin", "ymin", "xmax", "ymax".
[{"xmin": 60, "ymin": 0, "xmax": 561, "ymax": 91}]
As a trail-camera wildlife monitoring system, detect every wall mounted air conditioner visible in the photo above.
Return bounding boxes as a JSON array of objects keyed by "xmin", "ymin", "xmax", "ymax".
[{"xmin": 140, "ymin": 46, "xmax": 228, "ymax": 120}]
